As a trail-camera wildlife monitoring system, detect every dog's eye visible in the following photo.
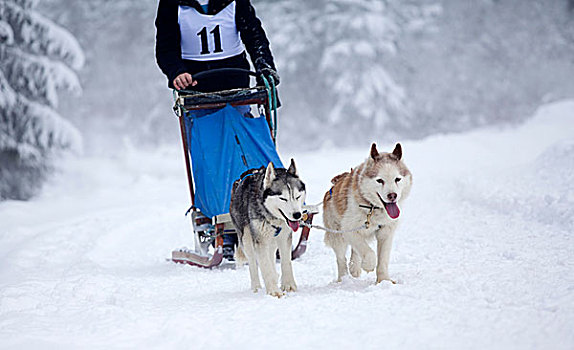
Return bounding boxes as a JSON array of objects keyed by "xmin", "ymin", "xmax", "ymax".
[
  {"xmin": 395, "ymin": 177, "xmax": 401, "ymax": 183},
  {"xmin": 279, "ymin": 198, "xmax": 288, "ymax": 202},
  {"xmin": 295, "ymin": 195, "xmax": 301, "ymax": 200},
  {"xmin": 376, "ymin": 179, "xmax": 385, "ymax": 185}
]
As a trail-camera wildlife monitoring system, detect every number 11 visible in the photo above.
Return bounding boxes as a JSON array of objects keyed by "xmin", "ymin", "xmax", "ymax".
[{"xmin": 197, "ymin": 25, "xmax": 223, "ymax": 55}]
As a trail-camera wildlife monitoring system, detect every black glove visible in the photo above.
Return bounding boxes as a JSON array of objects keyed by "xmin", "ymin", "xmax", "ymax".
[
  {"xmin": 260, "ymin": 67, "xmax": 280, "ymax": 86},
  {"xmin": 254, "ymin": 57, "xmax": 280, "ymax": 86}
]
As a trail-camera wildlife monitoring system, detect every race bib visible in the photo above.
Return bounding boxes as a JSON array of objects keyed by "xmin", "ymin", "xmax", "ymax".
[{"xmin": 178, "ymin": 1, "xmax": 245, "ymax": 61}]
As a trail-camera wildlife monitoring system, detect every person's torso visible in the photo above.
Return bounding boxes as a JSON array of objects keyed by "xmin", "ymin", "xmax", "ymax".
[{"xmin": 178, "ymin": 1, "xmax": 245, "ymax": 61}]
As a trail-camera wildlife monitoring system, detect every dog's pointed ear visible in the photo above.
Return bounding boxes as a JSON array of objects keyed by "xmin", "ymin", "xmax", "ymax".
[
  {"xmin": 287, "ymin": 158, "xmax": 298, "ymax": 176},
  {"xmin": 263, "ymin": 162, "xmax": 276, "ymax": 189},
  {"xmin": 370, "ymin": 143, "xmax": 379, "ymax": 160},
  {"xmin": 392, "ymin": 143, "xmax": 402, "ymax": 160}
]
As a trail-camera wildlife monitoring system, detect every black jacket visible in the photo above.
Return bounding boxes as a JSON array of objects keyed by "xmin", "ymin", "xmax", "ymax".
[{"xmin": 155, "ymin": 0, "xmax": 277, "ymax": 92}]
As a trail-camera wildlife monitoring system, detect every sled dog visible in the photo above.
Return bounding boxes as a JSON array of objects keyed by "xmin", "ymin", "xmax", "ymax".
[
  {"xmin": 323, "ymin": 143, "xmax": 412, "ymax": 283},
  {"xmin": 230, "ymin": 159, "xmax": 306, "ymax": 297}
]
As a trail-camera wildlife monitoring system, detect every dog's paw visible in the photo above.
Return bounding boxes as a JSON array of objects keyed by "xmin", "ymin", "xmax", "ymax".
[
  {"xmin": 267, "ymin": 288, "xmax": 285, "ymax": 298},
  {"xmin": 349, "ymin": 260, "xmax": 362, "ymax": 278},
  {"xmin": 361, "ymin": 251, "xmax": 376, "ymax": 272},
  {"xmin": 281, "ymin": 280, "xmax": 298, "ymax": 292},
  {"xmin": 251, "ymin": 283, "xmax": 262, "ymax": 293},
  {"xmin": 376, "ymin": 276, "xmax": 396, "ymax": 284}
]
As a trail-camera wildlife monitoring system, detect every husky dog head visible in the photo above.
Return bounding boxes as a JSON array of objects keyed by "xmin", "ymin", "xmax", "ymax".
[
  {"xmin": 263, "ymin": 159, "xmax": 306, "ymax": 231},
  {"xmin": 360, "ymin": 143, "xmax": 412, "ymax": 220}
]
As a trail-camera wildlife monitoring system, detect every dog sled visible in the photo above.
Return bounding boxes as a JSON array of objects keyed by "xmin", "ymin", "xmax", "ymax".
[{"xmin": 170, "ymin": 68, "xmax": 316, "ymax": 268}]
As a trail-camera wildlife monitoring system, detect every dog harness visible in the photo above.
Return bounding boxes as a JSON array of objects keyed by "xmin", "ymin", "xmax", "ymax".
[
  {"xmin": 358, "ymin": 204, "xmax": 384, "ymax": 229},
  {"xmin": 178, "ymin": 1, "xmax": 245, "ymax": 61},
  {"xmin": 272, "ymin": 225, "xmax": 282, "ymax": 237},
  {"xmin": 327, "ymin": 186, "xmax": 382, "ymax": 230}
]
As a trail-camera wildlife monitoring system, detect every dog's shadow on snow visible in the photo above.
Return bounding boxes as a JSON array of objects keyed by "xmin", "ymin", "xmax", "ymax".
[
  {"xmin": 207, "ymin": 275, "xmax": 402, "ymax": 301},
  {"xmin": 297, "ymin": 275, "xmax": 401, "ymax": 297}
]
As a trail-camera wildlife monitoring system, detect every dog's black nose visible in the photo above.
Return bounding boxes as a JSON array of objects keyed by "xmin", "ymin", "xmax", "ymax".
[
  {"xmin": 293, "ymin": 212, "xmax": 302, "ymax": 220},
  {"xmin": 387, "ymin": 193, "xmax": 397, "ymax": 202}
]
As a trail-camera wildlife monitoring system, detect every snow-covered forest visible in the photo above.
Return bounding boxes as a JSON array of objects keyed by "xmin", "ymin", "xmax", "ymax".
[
  {"xmin": 1, "ymin": 0, "xmax": 573, "ymax": 348},
  {"xmin": 0, "ymin": 0, "xmax": 84, "ymax": 199},
  {"xmin": 2, "ymin": 0, "xmax": 573, "ymax": 198}
]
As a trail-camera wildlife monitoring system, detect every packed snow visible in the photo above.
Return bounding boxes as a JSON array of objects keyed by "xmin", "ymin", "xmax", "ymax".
[{"xmin": 0, "ymin": 100, "xmax": 573, "ymax": 349}]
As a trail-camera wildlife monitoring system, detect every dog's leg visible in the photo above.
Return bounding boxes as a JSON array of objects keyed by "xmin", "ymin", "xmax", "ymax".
[
  {"xmin": 349, "ymin": 248, "xmax": 362, "ymax": 278},
  {"xmin": 241, "ymin": 229, "xmax": 262, "ymax": 292},
  {"xmin": 255, "ymin": 241, "xmax": 282, "ymax": 297},
  {"xmin": 326, "ymin": 231, "xmax": 348, "ymax": 282},
  {"xmin": 361, "ymin": 249, "xmax": 377, "ymax": 274},
  {"xmin": 348, "ymin": 236, "xmax": 376, "ymax": 277},
  {"xmin": 375, "ymin": 228, "xmax": 396, "ymax": 284},
  {"xmin": 277, "ymin": 233, "xmax": 297, "ymax": 292}
]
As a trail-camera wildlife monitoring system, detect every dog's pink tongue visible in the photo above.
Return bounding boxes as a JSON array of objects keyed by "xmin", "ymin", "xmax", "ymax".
[
  {"xmin": 384, "ymin": 202, "xmax": 400, "ymax": 219},
  {"xmin": 288, "ymin": 220, "xmax": 300, "ymax": 232}
]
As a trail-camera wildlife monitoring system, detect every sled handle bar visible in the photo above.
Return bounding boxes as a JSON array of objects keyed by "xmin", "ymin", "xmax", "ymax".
[{"xmin": 192, "ymin": 68, "xmax": 258, "ymax": 81}]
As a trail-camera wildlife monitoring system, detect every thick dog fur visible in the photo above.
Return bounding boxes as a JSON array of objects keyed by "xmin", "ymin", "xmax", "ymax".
[
  {"xmin": 230, "ymin": 159, "xmax": 306, "ymax": 297},
  {"xmin": 323, "ymin": 143, "xmax": 412, "ymax": 283}
]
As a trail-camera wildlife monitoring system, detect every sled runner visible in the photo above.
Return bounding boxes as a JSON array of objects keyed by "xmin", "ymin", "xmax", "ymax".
[{"xmin": 170, "ymin": 68, "xmax": 316, "ymax": 268}]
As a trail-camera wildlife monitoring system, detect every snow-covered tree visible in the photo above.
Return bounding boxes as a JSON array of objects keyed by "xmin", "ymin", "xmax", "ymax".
[
  {"xmin": 40, "ymin": 0, "xmax": 175, "ymax": 151},
  {"xmin": 259, "ymin": 0, "xmax": 439, "ymax": 146},
  {"xmin": 397, "ymin": 0, "xmax": 574, "ymax": 138},
  {"xmin": 0, "ymin": 0, "xmax": 84, "ymax": 200}
]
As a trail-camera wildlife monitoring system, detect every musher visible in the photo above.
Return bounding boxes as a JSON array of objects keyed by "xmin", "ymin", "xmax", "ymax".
[{"xmin": 155, "ymin": 0, "xmax": 280, "ymax": 260}]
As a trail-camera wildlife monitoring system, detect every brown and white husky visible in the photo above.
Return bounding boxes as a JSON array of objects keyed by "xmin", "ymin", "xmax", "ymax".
[{"xmin": 323, "ymin": 143, "xmax": 412, "ymax": 283}]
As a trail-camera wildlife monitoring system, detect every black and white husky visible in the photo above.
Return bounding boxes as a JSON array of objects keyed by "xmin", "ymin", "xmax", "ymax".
[{"xmin": 230, "ymin": 160, "xmax": 306, "ymax": 297}]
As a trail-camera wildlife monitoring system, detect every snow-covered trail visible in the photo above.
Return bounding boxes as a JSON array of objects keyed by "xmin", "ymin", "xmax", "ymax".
[{"xmin": 1, "ymin": 101, "xmax": 573, "ymax": 349}]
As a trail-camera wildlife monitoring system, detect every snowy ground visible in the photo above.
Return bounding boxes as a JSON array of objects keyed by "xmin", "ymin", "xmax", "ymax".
[{"xmin": 1, "ymin": 101, "xmax": 573, "ymax": 349}]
